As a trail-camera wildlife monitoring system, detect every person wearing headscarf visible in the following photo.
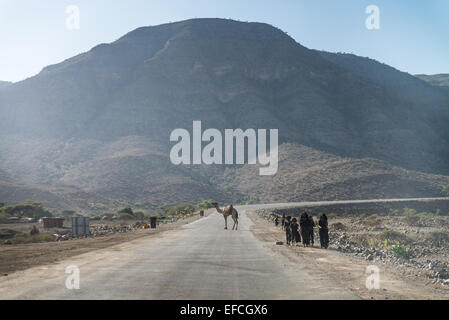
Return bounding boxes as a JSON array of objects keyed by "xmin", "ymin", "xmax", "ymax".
[
  {"xmin": 299, "ymin": 212, "xmax": 311, "ymax": 247},
  {"xmin": 285, "ymin": 215, "xmax": 292, "ymax": 245},
  {"xmin": 281, "ymin": 214, "xmax": 286, "ymax": 230},
  {"xmin": 290, "ymin": 217, "xmax": 301, "ymax": 245},
  {"xmin": 318, "ymin": 214, "xmax": 329, "ymax": 249},
  {"xmin": 308, "ymin": 215, "xmax": 316, "ymax": 247}
]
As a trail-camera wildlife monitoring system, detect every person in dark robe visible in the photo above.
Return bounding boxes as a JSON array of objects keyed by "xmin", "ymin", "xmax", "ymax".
[
  {"xmin": 318, "ymin": 214, "xmax": 329, "ymax": 249},
  {"xmin": 281, "ymin": 214, "xmax": 286, "ymax": 230},
  {"xmin": 290, "ymin": 217, "xmax": 301, "ymax": 245},
  {"xmin": 274, "ymin": 216, "xmax": 279, "ymax": 227},
  {"xmin": 308, "ymin": 215, "xmax": 316, "ymax": 247},
  {"xmin": 285, "ymin": 216, "xmax": 292, "ymax": 245},
  {"xmin": 300, "ymin": 212, "xmax": 311, "ymax": 247}
]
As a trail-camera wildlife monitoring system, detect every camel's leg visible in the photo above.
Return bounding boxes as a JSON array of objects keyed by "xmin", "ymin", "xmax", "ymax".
[
  {"xmin": 224, "ymin": 215, "xmax": 228, "ymax": 229},
  {"xmin": 233, "ymin": 216, "xmax": 238, "ymax": 230}
]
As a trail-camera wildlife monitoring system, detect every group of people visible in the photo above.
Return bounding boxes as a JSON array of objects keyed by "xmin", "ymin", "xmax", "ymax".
[{"xmin": 275, "ymin": 212, "xmax": 329, "ymax": 248}]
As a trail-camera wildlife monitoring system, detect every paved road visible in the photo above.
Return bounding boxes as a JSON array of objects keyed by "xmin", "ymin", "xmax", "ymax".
[
  {"xmin": 0, "ymin": 208, "xmax": 358, "ymax": 300},
  {"xmin": 2, "ymin": 197, "xmax": 447, "ymax": 300}
]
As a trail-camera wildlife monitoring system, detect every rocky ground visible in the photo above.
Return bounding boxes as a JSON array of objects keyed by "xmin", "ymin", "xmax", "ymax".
[{"xmin": 256, "ymin": 208, "xmax": 449, "ymax": 291}]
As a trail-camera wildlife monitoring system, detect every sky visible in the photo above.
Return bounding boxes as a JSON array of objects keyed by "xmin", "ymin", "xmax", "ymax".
[{"xmin": 0, "ymin": 0, "xmax": 448, "ymax": 82}]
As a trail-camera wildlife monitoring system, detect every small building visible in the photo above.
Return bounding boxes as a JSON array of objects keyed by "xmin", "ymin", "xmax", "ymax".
[
  {"xmin": 72, "ymin": 217, "xmax": 90, "ymax": 237},
  {"xmin": 42, "ymin": 217, "xmax": 65, "ymax": 228}
]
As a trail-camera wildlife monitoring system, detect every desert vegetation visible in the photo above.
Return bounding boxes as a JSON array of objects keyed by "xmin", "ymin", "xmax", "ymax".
[{"xmin": 0, "ymin": 201, "xmax": 53, "ymax": 223}]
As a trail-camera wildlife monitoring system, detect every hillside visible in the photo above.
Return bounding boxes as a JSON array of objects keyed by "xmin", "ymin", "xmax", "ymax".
[
  {"xmin": 223, "ymin": 143, "xmax": 449, "ymax": 203},
  {"xmin": 415, "ymin": 74, "xmax": 449, "ymax": 87},
  {"xmin": 0, "ymin": 135, "xmax": 235, "ymax": 212},
  {"xmin": 0, "ymin": 18, "xmax": 448, "ymax": 213}
]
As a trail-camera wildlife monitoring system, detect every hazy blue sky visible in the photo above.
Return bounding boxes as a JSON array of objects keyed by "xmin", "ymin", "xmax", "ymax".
[{"xmin": 0, "ymin": 0, "xmax": 448, "ymax": 82}]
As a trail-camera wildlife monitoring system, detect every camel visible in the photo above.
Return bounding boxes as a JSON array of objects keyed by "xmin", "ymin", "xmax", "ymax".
[{"xmin": 212, "ymin": 202, "xmax": 238, "ymax": 230}]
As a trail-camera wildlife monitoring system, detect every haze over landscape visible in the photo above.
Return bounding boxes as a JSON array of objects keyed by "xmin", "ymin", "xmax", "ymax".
[{"xmin": 0, "ymin": 18, "xmax": 448, "ymax": 214}]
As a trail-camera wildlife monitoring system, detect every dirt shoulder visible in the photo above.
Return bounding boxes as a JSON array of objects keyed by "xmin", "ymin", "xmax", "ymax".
[
  {"xmin": 246, "ymin": 210, "xmax": 449, "ymax": 300},
  {"xmin": 0, "ymin": 212, "xmax": 209, "ymax": 275}
]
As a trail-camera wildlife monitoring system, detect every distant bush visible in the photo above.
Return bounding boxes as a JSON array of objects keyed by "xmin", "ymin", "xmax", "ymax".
[
  {"xmin": 442, "ymin": 186, "xmax": 449, "ymax": 197},
  {"xmin": 390, "ymin": 243, "xmax": 412, "ymax": 260},
  {"xmin": 379, "ymin": 230, "xmax": 409, "ymax": 243},
  {"xmin": 328, "ymin": 213, "xmax": 337, "ymax": 219},
  {"xmin": 404, "ymin": 213, "xmax": 420, "ymax": 226},
  {"xmin": 330, "ymin": 222, "xmax": 346, "ymax": 231},
  {"xmin": 2, "ymin": 201, "xmax": 52, "ymax": 219},
  {"xmin": 118, "ymin": 208, "xmax": 133, "ymax": 215},
  {"xmin": 402, "ymin": 208, "xmax": 416, "ymax": 216},
  {"xmin": 118, "ymin": 213, "xmax": 135, "ymax": 220},
  {"xmin": 8, "ymin": 232, "xmax": 56, "ymax": 245},
  {"xmin": 116, "ymin": 207, "xmax": 146, "ymax": 220},
  {"xmin": 158, "ymin": 204, "xmax": 174, "ymax": 216},
  {"xmin": 418, "ymin": 212, "xmax": 433, "ymax": 219},
  {"xmin": 425, "ymin": 231, "xmax": 449, "ymax": 246},
  {"xmin": 0, "ymin": 212, "xmax": 11, "ymax": 224},
  {"xmin": 363, "ymin": 214, "xmax": 382, "ymax": 226},
  {"xmin": 174, "ymin": 203, "xmax": 195, "ymax": 216},
  {"xmin": 157, "ymin": 203, "xmax": 196, "ymax": 217},
  {"xmin": 197, "ymin": 200, "xmax": 214, "ymax": 210},
  {"xmin": 388, "ymin": 209, "xmax": 399, "ymax": 216},
  {"xmin": 134, "ymin": 210, "xmax": 145, "ymax": 220},
  {"xmin": 366, "ymin": 238, "xmax": 380, "ymax": 248}
]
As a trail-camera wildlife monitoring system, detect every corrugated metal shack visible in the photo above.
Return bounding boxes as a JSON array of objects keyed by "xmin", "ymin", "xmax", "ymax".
[
  {"xmin": 72, "ymin": 217, "xmax": 90, "ymax": 237},
  {"xmin": 42, "ymin": 217, "xmax": 65, "ymax": 228}
]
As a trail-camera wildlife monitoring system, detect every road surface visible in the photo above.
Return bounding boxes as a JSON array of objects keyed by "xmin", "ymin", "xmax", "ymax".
[
  {"xmin": 2, "ymin": 197, "xmax": 448, "ymax": 300},
  {"xmin": 0, "ymin": 208, "xmax": 359, "ymax": 300}
]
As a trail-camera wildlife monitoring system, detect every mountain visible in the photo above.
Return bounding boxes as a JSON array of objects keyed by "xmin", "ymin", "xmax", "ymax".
[
  {"xmin": 415, "ymin": 74, "xmax": 449, "ymax": 87},
  {"xmin": 0, "ymin": 18, "xmax": 448, "ymax": 212},
  {"xmin": 0, "ymin": 81, "xmax": 12, "ymax": 89},
  {"xmin": 222, "ymin": 143, "xmax": 449, "ymax": 203},
  {"xmin": 0, "ymin": 135, "xmax": 236, "ymax": 212}
]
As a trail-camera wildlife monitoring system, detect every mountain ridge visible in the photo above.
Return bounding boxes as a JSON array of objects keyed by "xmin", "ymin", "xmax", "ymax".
[
  {"xmin": 415, "ymin": 73, "xmax": 449, "ymax": 88},
  {"xmin": 1, "ymin": 18, "xmax": 448, "ymax": 212}
]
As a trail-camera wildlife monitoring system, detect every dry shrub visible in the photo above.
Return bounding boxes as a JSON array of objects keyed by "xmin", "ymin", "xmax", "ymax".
[
  {"xmin": 425, "ymin": 231, "xmax": 449, "ymax": 246},
  {"xmin": 363, "ymin": 214, "xmax": 382, "ymax": 226},
  {"xmin": 330, "ymin": 222, "xmax": 346, "ymax": 231},
  {"xmin": 378, "ymin": 229, "xmax": 409, "ymax": 243}
]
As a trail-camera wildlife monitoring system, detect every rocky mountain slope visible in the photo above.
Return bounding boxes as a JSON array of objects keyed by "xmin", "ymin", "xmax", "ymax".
[
  {"xmin": 0, "ymin": 18, "xmax": 448, "ymax": 213},
  {"xmin": 222, "ymin": 143, "xmax": 449, "ymax": 203}
]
